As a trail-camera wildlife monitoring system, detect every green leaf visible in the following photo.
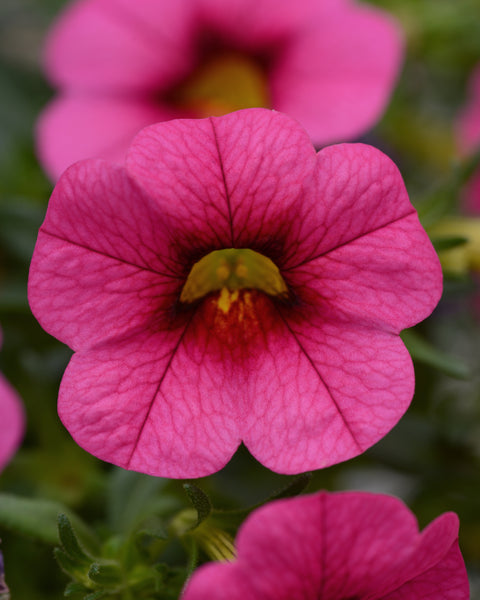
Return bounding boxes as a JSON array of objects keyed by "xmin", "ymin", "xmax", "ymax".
[
  {"xmin": 87, "ymin": 562, "xmax": 122, "ymax": 587},
  {"xmin": 0, "ymin": 493, "xmax": 88, "ymax": 545},
  {"xmin": 64, "ymin": 582, "xmax": 90, "ymax": 597},
  {"xmin": 83, "ymin": 592, "xmax": 107, "ymax": 600},
  {"xmin": 183, "ymin": 484, "xmax": 212, "ymax": 528},
  {"xmin": 401, "ymin": 329, "xmax": 470, "ymax": 379},
  {"xmin": 58, "ymin": 514, "xmax": 92, "ymax": 565},
  {"xmin": 431, "ymin": 235, "xmax": 469, "ymax": 252},
  {"xmin": 53, "ymin": 548, "xmax": 88, "ymax": 582},
  {"xmin": 267, "ymin": 472, "xmax": 312, "ymax": 502}
]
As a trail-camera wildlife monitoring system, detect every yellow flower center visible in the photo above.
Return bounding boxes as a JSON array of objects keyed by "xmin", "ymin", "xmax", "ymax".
[
  {"xmin": 170, "ymin": 52, "xmax": 270, "ymax": 117},
  {"xmin": 180, "ymin": 248, "xmax": 288, "ymax": 310}
]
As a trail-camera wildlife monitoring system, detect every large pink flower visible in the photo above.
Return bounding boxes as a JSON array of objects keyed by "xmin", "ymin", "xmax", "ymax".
[
  {"xmin": 37, "ymin": 0, "xmax": 403, "ymax": 180},
  {"xmin": 0, "ymin": 329, "xmax": 24, "ymax": 471},
  {"xmin": 28, "ymin": 109, "xmax": 441, "ymax": 478},
  {"xmin": 456, "ymin": 62, "xmax": 480, "ymax": 213},
  {"xmin": 181, "ymin": 491, "xmax": 469, "ymax": 600}
]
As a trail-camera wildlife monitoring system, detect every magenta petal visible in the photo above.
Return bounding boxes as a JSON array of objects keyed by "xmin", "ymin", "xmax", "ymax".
[
  {"xmin": 0, "ymin": 373, "xmax": 24, "ymax": 471},
  {"xmin": 272, "ymin": 3, "xmax": 403, "ymax": 143},
  {"xmin": 196, "ymin": 0, "xmax": 317, "ymax": 48},
  {"xmin": 383, "ymin": 544, "xmax": 469, "ymax": 599},
  {"xmin": 281, "ymin": 143, "xmax": 441, "ymax": 273},
  {"xmin": 181, "ymin": 492, "xmax": 469, "ymax": 600},
  {"xmin": 44, "ymin": 0, "xmax": 195, "ymax": 92},
  {"xmin": 382, "ymin": 513, "xmax": 469, "ymax": 599},
  {"xmin": 456, "ymin": 63, "xmax": 480, "ymax": 212},
  {"xmin": 126, "ymin": 109, "xmax": 316, "ymax": 250},
  {"xmin": 457, "ymin": 63, "xmax": 480, "ymax": 153},
  {"xmin": 28, "ymin": 161, "xmax": 182, "ymax": 351},
  {"xmin": 242, "ymin": 320, "xmax": 414, "ymax": 472},
  {"xmin": 59, "ymin": 327, "xmax": 241, "ymax": 478},
  {"xmin": 36, "ymin": 95, "xmax": 172, "ymax": 180},
  {"xmin": 293, "ymin": 212, "xmax": 442, "ymax": 333}
]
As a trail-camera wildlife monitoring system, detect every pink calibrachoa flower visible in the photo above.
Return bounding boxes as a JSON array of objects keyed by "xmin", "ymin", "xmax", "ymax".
[
  {"xmin": 28, "ymin": 109, "xmax": 442, "ymax": 478},
  {"xmin": 37, "ymin": 0, "xmax": 403, "ymax": 180},
  {"xmin": 0, "ymin": 329, "xmax": 24, "ymax": 472},
  {"xmin": 456, "ymin": 62, "xmax": 480, "ymax": 213},
  {"xmin": 181, "ymin": 491, "xmax": 470, "ymax": 600}
]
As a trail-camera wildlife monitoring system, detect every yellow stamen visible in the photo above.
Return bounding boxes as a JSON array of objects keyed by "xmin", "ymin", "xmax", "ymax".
[{"xmin": 217, "ymin": 288, "xmax": 239, "ymax": 314}]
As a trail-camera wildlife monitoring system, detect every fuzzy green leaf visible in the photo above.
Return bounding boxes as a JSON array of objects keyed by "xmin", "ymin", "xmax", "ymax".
[
  {"xmin": 53, "ymin": 548, "xmax": 89, "ymax": 582},
  {"xmin": 58, "ymin": 514, "xmax": 92, "ymax": 565},
  {"xmin": 87, "ymin": 562, "xmax": 122, "ymax": 587}
]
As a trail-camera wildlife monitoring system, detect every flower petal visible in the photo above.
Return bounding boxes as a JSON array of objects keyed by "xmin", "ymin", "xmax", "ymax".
[
  {"xmin": 28, "ymin": 161, "xmax": 182, "ymax": 351},
  {"xmin": 36, "ymin": 95, "xmax": 172, "ymax": 180},
  {"xmin": 242, "ymin": 316, "xmax": 414, "ymax": 472},
  {"xmin": 281, "ymin": 143, "xmax": 439, "ymax": 272},
  {"xmin": 272, "ymin": 2, "xmax": 403, "ymax": 143},
  {"xmin": 0, "ymin": 373, "xmax": 24, "ymax": 472},
  {"xmin": 457, "ymin": 63, "xmax": 480, "ymax": 153},
  {"xmin": 290, "ymin": 212, "xmax": 442, "ymax": 334},
  {"xmin": 381, "ymin": 513, "xmax": 469, "ymax": 599},
  {"xmin": 126, "ymin": 109, "xmax": 317, "ymax": 256},
  {"xmin": 44, "ymin": 0, "xmax": 195, "ymax": 92},
  {"xmin": 195, "ymin": 0, "xmax": 317, "ymax": 49},
  {"xmin": 383, "ymin": 544, "xmax": 469, "ymax": 599},
  {"xmin": 182, "ymin": 492, "xmax": 467, "ymax": 600},
  {"xmin": 59, "ymin": 325, "xmax": 241, "ymax": 478}
]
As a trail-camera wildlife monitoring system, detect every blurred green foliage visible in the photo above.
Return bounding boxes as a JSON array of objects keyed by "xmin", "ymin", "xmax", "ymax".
[{"xmin": 0, "ymin": 0, "xmax": 480, "ymax": 598}]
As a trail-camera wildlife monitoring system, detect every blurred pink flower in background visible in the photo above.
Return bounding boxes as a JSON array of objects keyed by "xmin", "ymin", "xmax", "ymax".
[
  {"xmin": 0, "ymin": 328, "xmax": 24, "ymax": 472},
  {"xmin": 29, "ymin": 109, "xmax": 441, "ymax": 478},
  {"xmin": 456, "ymin": 62, "xmax": 480, "ymax": 213},
  {"xmin": 36, "ymin": 0, "xmax": 403, "ymax": 180},
  {"xmin": 181, "ymin": 491, "xmax": 469, "ymax": 600}
]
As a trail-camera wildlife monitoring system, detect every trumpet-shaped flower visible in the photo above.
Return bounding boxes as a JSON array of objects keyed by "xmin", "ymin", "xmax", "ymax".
[
  {"xmin": 37, "ymin": 0, "xmax": 403, "ymax": 179},
  {"xmin": 0, "ymin": 329, "xmax": 24, "ymax": 471},
  {"xmin": 181, "ymin": 491, "xmax": 469, "ymax": 600},
  {"xmin": 28, "ymin": 109, "xmax": 442, "ymax": 478}
]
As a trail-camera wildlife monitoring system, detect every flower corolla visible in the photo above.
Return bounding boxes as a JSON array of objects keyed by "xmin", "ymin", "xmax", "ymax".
[{"xmin": 29, "ymin": 109, "xmax": 442, "ymax": 477}]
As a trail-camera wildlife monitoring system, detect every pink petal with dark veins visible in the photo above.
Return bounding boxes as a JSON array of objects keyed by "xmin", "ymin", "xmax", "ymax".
[
  {"xmin": 181, "ymin": 492, "xmax": 469, "ymax": 600},
  {"xmin": 242, "ymin": 314, "xmax": 414, "ymax": 472},
  {"xmin": 29, "ymin": 161, "xmax": 183, "ymax": 352},
  {"xmin": 126, "ymin": 109, "xmax": 317, "ymax": 254},
  {"xmin": 58, "ymin": 325, "xmax": 242, "ymax": 477}
]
